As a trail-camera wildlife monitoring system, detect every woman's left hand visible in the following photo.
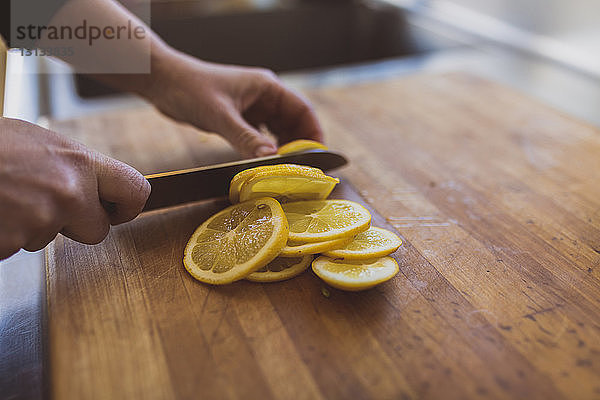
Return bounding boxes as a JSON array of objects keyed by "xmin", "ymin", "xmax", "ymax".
[{"xmin": 148, "ymin": 50, "xmax": 324, "ymax": 158}]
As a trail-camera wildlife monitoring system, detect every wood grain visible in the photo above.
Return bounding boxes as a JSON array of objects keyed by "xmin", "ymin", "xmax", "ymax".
[{"xmin": 46, "ymin": 73, "xmax": 600, "ymax": 399}]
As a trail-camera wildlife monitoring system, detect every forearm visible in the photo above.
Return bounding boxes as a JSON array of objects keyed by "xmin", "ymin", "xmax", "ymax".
[
  {"xmin": 38, "ymin": 0, "xmax": 175, "ymax": 99},
  {"xmin": 36, "ymin": 0, "xmax": 323, "ymax": 158},
  {"xmin": 87, "ymin": 38, "xmax": 178, "ymax": 100}
]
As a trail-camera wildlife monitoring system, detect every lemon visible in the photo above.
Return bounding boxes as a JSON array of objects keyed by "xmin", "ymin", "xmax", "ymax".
[
  {"xmin": 183, "ymin": 197, "xmax": 288, "ymax": 284},
  {"xmin": 279, "ymin": 236, "xmax": 353, "ymax": 257},
  {"xmin": 277, "ymin": 139, "xmax": 328, "ymax": 155},
  {"xmin": 312, "ymin": 256, "xmax": 399, "ymax": 291},
  {"xmin": 323, "ymin": 227, "xmax": 402, "ymax": 260},
  {"xmin": 229, "ymin": 164, "xmax": 322, "ymax": 203},
  {"xmin": 246, "ymin": 255, "xmax": 312, "ymax": 282},
  {"xmin": 282, "ymin": 200, "xmax": 371, "ymax": 243},
  {"xmin": 238, "ymin": 169, "xmax": 339, "ymax": 204}
]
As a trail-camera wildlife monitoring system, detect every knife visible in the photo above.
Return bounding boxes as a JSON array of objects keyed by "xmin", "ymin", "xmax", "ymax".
[{"xmin": 142, "ymin": 149, "xmax": 348, "ymax": 211}]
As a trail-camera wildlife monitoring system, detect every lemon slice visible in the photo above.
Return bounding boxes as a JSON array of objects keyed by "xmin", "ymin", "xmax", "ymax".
[
  {"xmin": 279, "ymin": 236, "xmax": 353, "ymax": 257},
  {"xmin": 282, "ymin": 200, "xmax": 371, "ymax": 243},
  {"xmin": 312, "ymin": 256, "xmax": 399, "ymax": 291},
  {"xmin": 323, "ymin": 227, "xmax": 402, "ymax": 260},
  {"xmin": 238, "ymin": 169, "xmax": 339, "ymax": 203},
  {"xmin": 246, "ymin": 255, "xmax": 312, "ymax": 282},
  {"xmin": 277, "ymin": 139, "xmax": 328, "ymax": 155},
  {"xmin": 229, "ymin": 164, "xmax": 330, "ymax": 203},
  {"xmin": 183, "ymin": 197, "xmax": 288, "ymax": 284}
]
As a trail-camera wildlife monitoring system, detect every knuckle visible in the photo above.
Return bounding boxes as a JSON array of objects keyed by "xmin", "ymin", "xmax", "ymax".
[
  {"xmin": 296, "ymin": 100, "xmax": 312, "ymax": 115},
  {"xmin": 236, "ymin": 129, "xmax": 261, "ymax": 149},
  {"xmin": 54, "ymin": 169, "xmax": 84, "ymax": 206},
  {"xmin": 23, "ymin": 236, "xmax": 54, "ymax": 252},
  {"xmin": 80, "ymin": 222, "xmax": 110, "ymax": 245},
  {"xmin": 92, "ymin": 222, "xmax": 110, "ymax": 244},
  {"xmin": 31, "ymin": 203, "xmax": 58, "ymax": 230}
]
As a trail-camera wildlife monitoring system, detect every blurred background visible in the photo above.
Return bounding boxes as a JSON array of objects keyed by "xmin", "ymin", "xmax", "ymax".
[
  {"xmin": 6, "ymin": 0, "xmax": 600, "ymax": 124},
  {"xmin": 1, "ymin": 0, "xmax": 600, "ymax": 398}
]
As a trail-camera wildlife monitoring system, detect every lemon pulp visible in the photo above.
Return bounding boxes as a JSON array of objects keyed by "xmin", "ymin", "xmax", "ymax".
[
  {"xmin": 183, "ymin": 197, "xmax": 288, "ymax": 284},
  {"xmin": 282, "ymin": 200, "xmax": 371, "ymax": 242},
  {"xmin": 246, "ymin": 255, "xmax": 312, "ymax": 282},
  {"xmin": 324, "ymin": 227, "xmax": 402, "ymax": 260}
]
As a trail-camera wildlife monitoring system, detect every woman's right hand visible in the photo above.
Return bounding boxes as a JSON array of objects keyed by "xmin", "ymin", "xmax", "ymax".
[{"xmin": 0, "ymin": 118, "xmax": 150, "ymax": 260}]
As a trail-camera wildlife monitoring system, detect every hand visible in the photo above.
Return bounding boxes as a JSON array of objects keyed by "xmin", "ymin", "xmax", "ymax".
[
  {"xmin": 0, "ymin": 118, "xmax": 150, "ymax": 260},
  {"xmin": 40, "ymin": 0, "xmax": 323, "ymax": 159},
  {"xmin": 147, "ymin": 51, "xmax": 324, "ymax": 158}
]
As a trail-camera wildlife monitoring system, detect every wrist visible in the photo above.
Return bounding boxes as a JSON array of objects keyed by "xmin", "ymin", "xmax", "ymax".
[{"xmin": 137, "ymin": 40, "xmax": 180, "ymax": 101}]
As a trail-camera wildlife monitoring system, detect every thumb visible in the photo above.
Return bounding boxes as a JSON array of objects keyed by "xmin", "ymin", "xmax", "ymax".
[
  {"xmin": 95, "ymin": 154, "xmax": 151, "ymax": 225},
  {"xmin": 221, "ymin": 113, "xmax": 277, "ymax": 158}
]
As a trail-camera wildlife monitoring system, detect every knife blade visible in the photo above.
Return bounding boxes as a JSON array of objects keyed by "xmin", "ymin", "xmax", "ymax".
[{"xmin": 142, "ymin": 149, "xmax": 348, "ymax": 211}]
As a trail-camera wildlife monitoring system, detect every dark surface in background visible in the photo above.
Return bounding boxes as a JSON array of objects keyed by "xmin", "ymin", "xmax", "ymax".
[{"xmin": 75, "ymin": 1, "xmax": 443, "ymax": 98}]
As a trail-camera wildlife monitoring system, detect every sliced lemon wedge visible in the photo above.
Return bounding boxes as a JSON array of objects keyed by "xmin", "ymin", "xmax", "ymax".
[
  {"xmin": 183, "ymin": 197, "xmax": 288, "ymax": 284},
  {"xmin": 238, "ymin": 169, "xmax": 339, "ymax": 203},
  {"xmin": 246, "ymin": 255, "xmax": 312, "ymax": 282},
  {"xmin": 323, "ymin": 227, "xmax": 402, "ymax": 260},
  {"xmin": 277, "ymin": 139, "xmax": 328, "ymax": 155},
  {"xmin": 312, "ymin": 256, "xmax": 399, "ymax": 291},
  {"xmin": 282, "ymin": 200, "xmax": 371, "ymax": 243},
  {"xmin": 279, "ymin": 236, "xmax": 353, "ymax": 257},
  {"xmin": 229, "ymin": 164, "xmax": 322, "ymax": 204}
]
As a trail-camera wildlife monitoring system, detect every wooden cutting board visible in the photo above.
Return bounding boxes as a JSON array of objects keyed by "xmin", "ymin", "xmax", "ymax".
[{"xmin": 46, "ymin": 73, "xmax": 600, "ymax": 400}]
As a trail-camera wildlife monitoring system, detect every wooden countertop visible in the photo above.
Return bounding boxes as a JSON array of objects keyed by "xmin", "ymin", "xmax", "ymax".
[{"xmin": 46, "ymin": 73, "xmax": 600, "ymax": 399}]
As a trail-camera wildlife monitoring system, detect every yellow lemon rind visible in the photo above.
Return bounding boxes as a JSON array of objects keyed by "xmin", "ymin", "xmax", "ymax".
[
  {"xmin": 277, "ymin": 139, "xmax": 328, "ymax": 155},
  {"xmin": 238, "ymin": 170, "xmax": 339, "ymax": 203},
  {"xmin": 245, "ymin": 255, "xmax": 313, "ymax": 282},
  {"xmin": 183, "ymin": 197, "xmax": 289, "ymax": 285},
  {"xmin": 312, "ymin": 255, "xmax": 399, "ymax": 291},
  {"xmin": 279, "ymin": 236, "xmax": 354, "ymax": 257},
  {"xmin": 323, "ymin": 227, "xmax": 402, "ymax": 260},
  {"xmin": 229, "ymin": 164, "xmax": 329, "ymax": 203}
]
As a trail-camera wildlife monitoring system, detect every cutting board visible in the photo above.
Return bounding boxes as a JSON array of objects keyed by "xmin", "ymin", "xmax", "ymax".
[{"xmin": 46, "ymin": 73, "xmax": 600, "ymax": 400}]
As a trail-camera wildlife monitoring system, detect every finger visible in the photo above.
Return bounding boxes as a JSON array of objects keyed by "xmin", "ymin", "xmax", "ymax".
[
  {"xmin": 0, "ymin": 234, "xmax": 24, "ymax": 260},
  {"xmin": 21, "ymin": 210, "xmax": 62, "ymax": 252},
  {"xmin": 16, "ymin": 200, "xmax": 63, "ymax": 252},
  {"xmin": 274, "ymin": 89, "xmax": 324, "ymax": 144},
  {"xmin": 220, "ymin": 110, "xmax": 277, "ymax": 158},
  {"xmin": 0, "ymin": 247, "xmax": 20, "ymax": 261},
  {"xmin": 61, "ymin": 200, "xmax": 111, "ymax": 244},
  {"xmin": 244, "ymin": 81, "xmax": 324, "ymax": 145},
  {"xmin": 95, "ymin": 156, "xmax": 151, "ymax": 225},
  {"xmin": 23, "ymin": 230, "xmax": 60, "ymax": 252}
]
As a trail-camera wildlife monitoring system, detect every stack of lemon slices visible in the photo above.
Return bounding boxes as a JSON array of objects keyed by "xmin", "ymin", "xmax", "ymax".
[{"xmin": 184, "ymin": 156, "xmax": 402, "ymax": 291}]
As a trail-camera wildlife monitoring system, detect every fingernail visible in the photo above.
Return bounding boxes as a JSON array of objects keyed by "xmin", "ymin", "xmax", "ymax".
[{"xmin": 256, "ymin": 145, "xmax": 276, "ymax": 157}]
